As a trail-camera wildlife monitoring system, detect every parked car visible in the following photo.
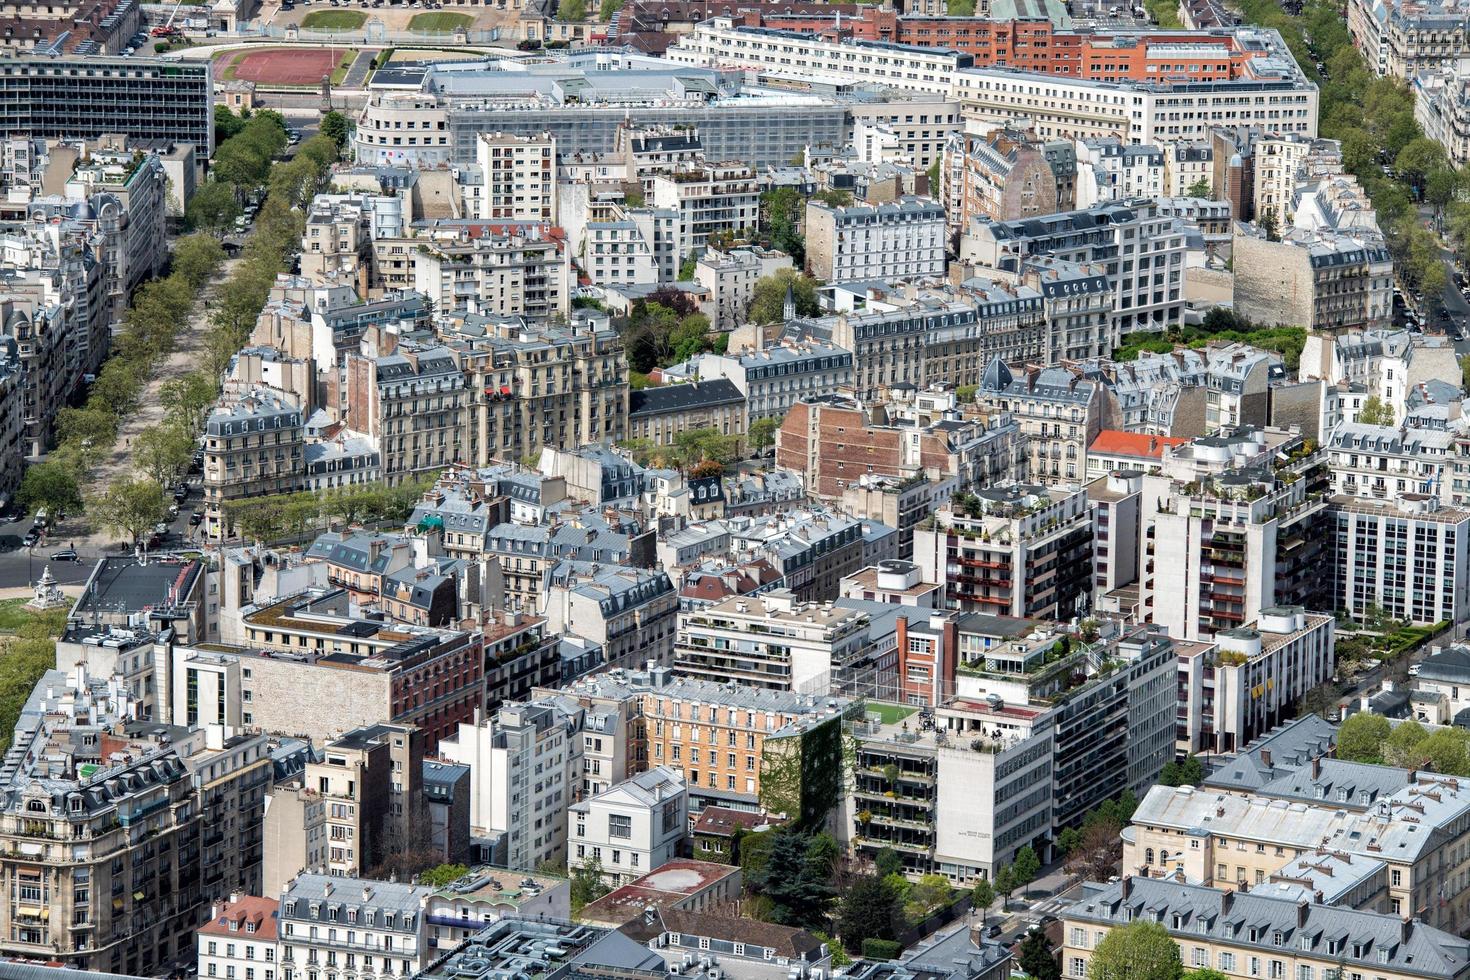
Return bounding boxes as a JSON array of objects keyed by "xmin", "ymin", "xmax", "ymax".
[
  {"xmin": 50, "ymin": 549, "xmax": 79, "ymax": 562},
  {"xmin": 189, "ymin": 511, "xmax": 205, "ymax": 527}
]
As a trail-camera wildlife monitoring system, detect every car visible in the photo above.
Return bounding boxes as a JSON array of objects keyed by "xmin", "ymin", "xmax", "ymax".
[
  {"xmin": 22, "ymin": 531, "xmax": 38, "ymax": 548},
  {"xmin": 50, "ymin": 549, "xmax": 79, "ymax": 562},
  {"xmin": 168, "ymin": 503, "xmax": 180, "ymax": 518},
  {"xmin": 189, "ymin": 511, "xmax": 204, "ymax": 527},
  {"xmin": 154, "ymin": 522, "xmax": 170, "ymax": 536},
  {"xmin": 1409, "ymin": 663, "xmax": 1422, "ymax": 677}
]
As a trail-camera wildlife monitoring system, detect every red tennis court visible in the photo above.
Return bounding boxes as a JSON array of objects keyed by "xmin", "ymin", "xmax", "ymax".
[{"xmin": 220, "ymin": 47, "xmax": 342, "ymax": 85}]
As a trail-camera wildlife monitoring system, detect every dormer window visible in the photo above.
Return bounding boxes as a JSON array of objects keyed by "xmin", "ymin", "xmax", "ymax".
[
  {"xmin": 246, "ymin": 922, "xmax": 256, "ymax": 934},
  {"xmin": 229, "ymin": 920, "xmax": 239, "ymax": 932},
  {"xmin": 1377, "ymin": 950, "xmax": 1390, "ymax": 964}
]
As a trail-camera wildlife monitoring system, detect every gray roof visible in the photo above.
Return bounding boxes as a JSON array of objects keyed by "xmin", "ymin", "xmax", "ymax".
[
  {"xmin": 628, "ymin": 378, "xmax": 744, "ymax": 418},
  {"xmin": 281, "ymin": 873, "xmax": 432, "ymax": 930},
  {"xmin": 1203, "ymin": 714, "xmax": 1340, "ymax": 793},
  {"xmin": 1069, "ymin": 876, "xmax": 1470, "ymax": 979},
  {"xmin": 1417, "ymin": 645, "xmax": 1470, "ymax": 684}
]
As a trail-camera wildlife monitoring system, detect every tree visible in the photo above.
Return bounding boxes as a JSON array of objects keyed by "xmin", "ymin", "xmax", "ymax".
[
  {"xmin": 557, "ymin": 0, "xmax": 585, "ymax": 20},
  {"xmin": 1394, "ymin": 137, "xmax": 1448, "ymax": 193},
  {"xmin": 1418, "ymin": 727, "xmax": 1470, "ymax": 776},
  {"xmin": 1067, "ymin": 819, "xmax": 1124, "ymax": 882},
  {"xmin": 214, "ymin": 104, "xmax": 248, "ymax": 143},
  {"xmin": 419, "ymin": 863, "xmax": 469, "ymax": 887},
  {"xmin": 17, "ymin": 461, "xmax": 84, "ymax": 519},
  {"xmin": 134, "ymin": 424, "xmax": 195, "ymax": 487},
  {"xmin": 600, "ymin": 0, "xmax": 623, "ymax": 17},
  {"xmin": 1184, "ymin": 972, "xmax": 1231, "ymax": 980},
  {"xmin": 1087, "ymin": 921, "xmax": 1184, "ymax": 980},
  {"xmin": 748, "ymin": 269, "xmax": 821, "ymax": 323},
  {"xmin": 926, "ymin": 160, "xmax": 942, "ymax": 195},
  {"xmin": 751, "ymin": 830, "xmax": 834, "ymax": 929},
  {"xmin": 173, "ymin": 233, "xmax": 226, "ymax": 289},
  {"xmin": 970, "ymin": 879, "xmax": 996, "ymax": 927},
  {"xmin": 812, "ymin": 188, "xmax": 853, "ymax": 208},
  {"xmin": 160, "ymin": 373, "xmax": 219, "ymax": 434},
  {"xmin": 1012, "ymin": 846, "xmax": 1041, "ymax": 899},
  {"xmin": 749, "ymin": 417, "xmax": 780, "ymax": 452},
  {"xmin": 905, "ymin": 873, "xmax": 953, "ymax": 921},
  {"xmin": 320, "ymin": 110, "xmax": 352, "ymax": 153},
  {"xmin": 1159, "ymin": 755, "xmax": 1205, "ymax": 787},
  {"xmin": 89, "ymin": 476, "xmax": 168, "ymax": 547},
  {"xmin": 186, "ymin": 180, "xmax": 242, "ymax": 236},
  {"xmin": 874, "ymin": 847, "xmax": 904, "ymax": 878},
  {"xmin": 947, "ymin": 0, "xmax": 975, "ymax": 13},
  {"xmin": 1358, "ymin": 395, "xmax": 1396, "ymax": 426},
  {"xmin": 1258, "ymin": 207, "xmax": 1280, "ymax": 242},
  {"xmin": 994, "ymin": 866, "xmax": 1017, "ymax": 908},
  {"xmin": 1018, "ymin": 929, "xmax": 1061, "ymax": 980},
  {"xmin": 1335, "ymin": 712, "xmax": 1391, "ymax": 763},
  {"xmin": 570, "ymin": 857, "xmax": 610, "ymax": 913},
  {"xmin": 834, "ymin": 873, "xmax": 902, "ymax": 952},
  {"xmin": 1186, "ymin": 176, "xmax": 1213, "ymax": 199}
]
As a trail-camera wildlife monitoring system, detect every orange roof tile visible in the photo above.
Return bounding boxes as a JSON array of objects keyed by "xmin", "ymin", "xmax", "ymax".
[{"xmin": 1088, "ymin": 429, "xmax": 1189, "ymax": 460}]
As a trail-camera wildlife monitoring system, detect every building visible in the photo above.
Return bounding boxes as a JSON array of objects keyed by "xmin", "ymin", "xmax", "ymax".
[
  {"xmin": 422, "ymin": 866, "xmax": 569, "ymax": 948},
  {"xmin": 650, "ymin": 163, "xmax": 759, "ymax": 245},
  {"xmin": 1060, "ymin": 876, "xmax": 1470, "ymax": 980},
  {"xmin": 694, "ymin": 246, "xmax": 793, "ymax": 329},
  {"xmin": 1233, "ymin": 226, "xmax": 1394, "ymax": 333},
  {"xmin": 943, "ymin": 127, "xmax": 1063, "ymax": 228},
  {"xmin": 674, "ymin": 589, "xmax": 873, "ymax": 692},
  {"xmin": 963, "ymin": 199, "xmax": 1189, "ymax": 336},
  {"xmin": 197, "ymin": 895, "xmax": 280, "ymax": 980},
  {"xmin": 202, "ymin": 388, "xmax": 305, "ymax": 540},
  {"xmin": 476, "ymin": 132, "xmax": 556, "ymax": 221},
  {"xmin": 626, "ymin": 380, "xmax": 746, "ymax": 448},
  {"xmin": 0, "ymin": 57, "xmax": 213, "ymax": 153},
  {"xmin": 804, "ymin": 197, "xmax": 946, "ymax": 282},
  {"xmin": 696, "ymin": 340, "xmax": 854, "ymax": 423},
  {"xmin": 976, "ymin": 359, "xmax": 1118, "ymax": 483},
  {"xmin": 912, "ymin": 484, "xmax": 1093, "ymax": 620},
  {"xmin": 569, "ymin": 767, "xmax": 688, "ymax": 886},
  {"xmin": 278, "ymin": 874, "xmax": 433, "ymax": 980},
  {"xmin": 543, "ymin": 562, "xmax": 680, "ymax": 670},
  {"xmin": 1332, "ymin": 494, "xmax": 1470, "ymax": 626}
]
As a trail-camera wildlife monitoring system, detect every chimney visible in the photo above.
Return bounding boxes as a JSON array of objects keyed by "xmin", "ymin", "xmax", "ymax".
[
  {"xmin": 1122, "ymin": 875, "xmax": 1133, "ymax": 899},
  {"xmin": 1312, "ymin": 755, "xmax": 1321, "ymax": 780},
  {"xmin": 1260, "ymin": 749, "xmax": 1272, "ymax": 768},
  {"xmin": 1402, "ymin": 917, "xmax": 1413, "ymax": 944},
  {"xmin": 1221, "ymin": 890, "xmax": 1233, "ymax": 915},
  {"xmin": 1297, "ymin": 901, "xmax": 1309, "ymax": 928},
  {"xmin": 643, "ymin": 905, "xmax": 657, "ymax": 927}
]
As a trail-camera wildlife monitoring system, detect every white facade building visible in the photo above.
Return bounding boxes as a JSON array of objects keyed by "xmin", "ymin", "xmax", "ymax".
[{"xmin": 568, "ymin": 766, "xmax": 689, "ymax": 887}]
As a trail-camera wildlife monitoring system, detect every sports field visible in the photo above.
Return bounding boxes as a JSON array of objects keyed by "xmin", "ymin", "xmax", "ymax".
[{"xmin": 216, "ymin": 47, "xmax": 350, "ymax": 85}]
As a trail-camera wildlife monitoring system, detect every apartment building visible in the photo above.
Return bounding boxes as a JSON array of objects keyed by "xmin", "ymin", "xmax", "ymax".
[
  {"xmin": 202, "ymin": 388, "xmax": 305, "ymax": 540},
  {"xmin": 941, "ymin": 128, "xmax": 1063, "ymax": 229},
  {"xmin": 1074, "ymin": 138, "xmax": 1166, "ymax": 208},
  {"xmin": 674, "ymin": 589, "xmax": 872, "ymax": 692},
  {"xmin": 543, "ymin": 562, "xmax": 680, "ymax": 669},
  {"xmin": 694, "ymin": 246, "xmax": 793, "ymax": 329},
  {"xmin": 1127, "ymin": 773, "xmax": 1470, "ymax": 930},
  {"xmin": 626, "ymin": 379, "xmax": 746, "ymax": 448},
  {"xmin": 278, "ymin": 875, "xmax": 433, "ymax": 980},
  {"xmin": 0, "ymin": 57, "xmax": 213, "ymax": 152},
  {"xmin": 1118, "ymin": 428, "xmax": 1334, "ymax": 642},
  {"xmin": 0, "ymin": 669, "xmax": 202, "ymax": 975},
  {"xmin": 964, "ymin": 199, "xmax": 1189, "ymax": 335},
  {"xmin": 912, "ymin": 483, "xmax": 1093, "ymax": 620},
  {"xmin": 569, "ymin": 767, "xmax": 688, "ymax": 887},
  {"xmin": 438, "ymin": 310, "xmax": 629, "ymax": 468},
  {"xmin": 344, "ymin": 343, "xmax": 468, "ymax": 485},
  {"xmin": 650, "ymin": 163, "xmax": 759, "ymax": 245},
  {"xmin": 476, "ymin": 132, "xmax": 556, "ymax": 221},
  {"xmin": 198, "ymin": 896, "xmax": 280, "ymax": 980},
  {"xmin": 666, "ymin": 19, "xmax": 972, "ymax": 97},
  {"xmin": 852, "ymin": 623, "xmax": 1176, "ymax": 881},
  {"xmin": 438, "ymin": 700, "xmax": 579, "ymax": 871},
  {"xmin": 1253, "ymin": 134, "xmax": 1345, "ymax": 223},
  {"xmin": 408, "ymin": 226, "xmax": 572, "ymax": 321},
  {"xmin": 1060, "ymin": 876, "xmax": 1470, "ymax": 980},
  {"xmin": 1233, "ymin": 226, "xmax": 1394, "ymax": 334},
  {"xmin": 804, "ymin": 196, "xmax": 946, "ymax": 282},
  {"xmin": 583, "ymin": 220, "xmax": 658, "ymax": 291},
  {"xmin": 696, "ymin": 340, "xmax": 854, "ymax": 422},
  {"xmin": 976, "ymin": 359, "xmax": 1118, "ymax": 483},
  {"xmin": 1332, "ymin": 493, "xmax": 1470, "ymax": 626}
]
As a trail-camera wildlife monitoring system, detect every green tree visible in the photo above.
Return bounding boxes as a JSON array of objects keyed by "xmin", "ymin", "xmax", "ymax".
[
  {"xmin": 905, "ymin": 874, "xmax": 952, "ymax": 921},
  {"xmin": 557, "ymin": 0, "xmax": 586, "ymax": 20},
  {"xmin": 214, "ymin": 104, "xmax": 248, "ymax": 142},
  {"xmin": 749, "ymin": 417, "xmax": 780, "ymax": 452},
  {"xmin": 599, "ymin": 0, "xmax": 623, "ymax": 17},
  {"xmin": 1419, "ymin": 728, "xmax": 1470, "ymax": 776},
  {"xmin": 160, "ymin": 372, "xmax": 219, "ymax": 434},
  {"xmin": 751, "ymin": 830, "xmax": 834, "ymax": 929},
  {"xmin": 1395, "ymin": 137, "xmax": 1448, "ymax": 192},
  {"xmin": 1018, "ymin": 929, "xmax": 1061, "ymax": 980},
  {"xmin": 1358, "ymin": 395, "xmax": 1396, "ymax": 426},
  {"xmin": 0, "ymin": 635, "xmax": 64, "ymax": 753},
  {"xmin": 994, "ymin": 866, "xmax": 1017, "ymax": 908},
  {"xmin": 834, "ymin": 873, "xmax": 902, "ymax": 952},
  {"xmin": 419, "ymin": 863, "xmax": 469, "ymax": 887},
  {"xmin": 1087, "ymin": 921, "xmax": 1184, "ymax": 980},
  {"xmin": 1335, "ymin": 712, "xmax": 1391, "ymax": 763},
  {"xmin": 173, "ymin": 233, "xmax": 226, "ymax": 288},
  {"xmin": 748, "ymin": 268, "xmax": 821, "ymax": 323},
  {"xmin": 1186, "ymin": 176, "xmax": 1213, "ymax": 199},
  {"xmin": 1159, "ymin": 755, "xmax": 1205, "ymax": 787},
  {"xmin": 17, "ymin": 461, "xmax": 84, "ymax": 520},
  {"xmin": 186, "ymin": 180, "xmax": 241, "ymax": 235},
  {"xmin": 946, "ymin": 0, "xmax": 975, "ymax": 13},
  {"xmin": 134, "ymin": 425, "xmax": 195, "ymax": 488},
  {"xmin": 812, "ymin": 188, "xmax": 853, "ymax": 208},
  {"xmin": 971, "ymin": 878, "xmax": 996, "ymax": 927},
  {"xmin": 570, "ymin": 857, "xmax": 610, "ymax": 913},
  {"xmin": 88, "ymin": 476, "xmax": 168, "ymax": 547},
  {"xmin": 1012, "ymin": 846, "xmax": 1041, "ymax": 899},
  {"xmin": 320, "ymin": 110, "xmax": 352, "ymax": 153},
  {"xmin": 874, "ymin": 847, "xmax": 904, "ymax": 878},
  {"xmin": 1258, "ymin": 207, "xmax": 1280, "ymax": 242},
  {"xmin": 927, "ymin": 160, "xmax": 942, "ymax": 195},
  {"xmin": 1184, "ymin": 972, "xmax": 1231, "ymax": 980}
]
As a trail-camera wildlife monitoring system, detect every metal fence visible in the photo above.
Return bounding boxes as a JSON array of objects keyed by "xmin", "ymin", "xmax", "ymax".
[{"xmin": 244, "ymin": 22, "xmax": 503, "ymax": 43}]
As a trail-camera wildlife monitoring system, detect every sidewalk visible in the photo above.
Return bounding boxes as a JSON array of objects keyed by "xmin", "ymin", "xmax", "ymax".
[{"xmin": 68, "ymin": 253, "xmax": 243, "ymax": 553}]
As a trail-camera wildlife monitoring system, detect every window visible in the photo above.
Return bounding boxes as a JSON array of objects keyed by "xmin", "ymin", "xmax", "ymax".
[
  {"xmin": 1070, "ymin": 959, "xmax": 1086, "ymax": 977},
  {"xmin": 609, "ymin": 814, "xmax": 632, "ymax": 839}
]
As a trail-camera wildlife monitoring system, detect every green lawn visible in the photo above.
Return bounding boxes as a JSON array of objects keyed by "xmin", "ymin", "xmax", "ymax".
[
  {"xmin": 330, "ymin": 49, "xmax": 357, "ymax": 85},
  {"xmin": 0, "ymin": 597, "xmax": 72, "ymax": 634},
  {"xmin": 866, "ymin": 702, "xmax": 917, "ymax": 725},
  {"xmin": 408, "ymin": 11, "xmax": 473, "ymax": 31},
  {"xmin": 301, "ymin": 9, "xmax": 367, "ymax": 29}
]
